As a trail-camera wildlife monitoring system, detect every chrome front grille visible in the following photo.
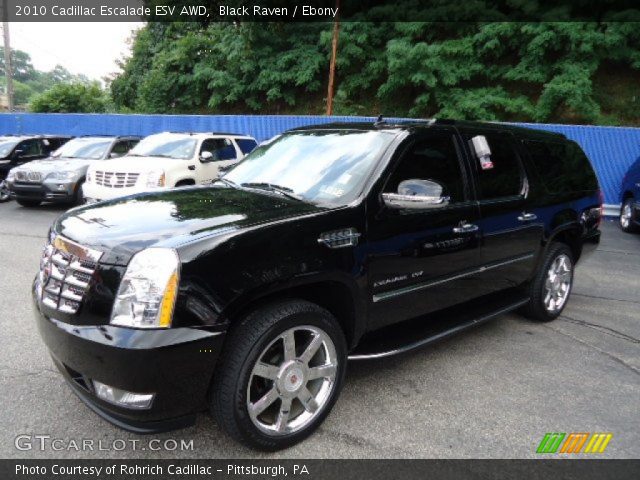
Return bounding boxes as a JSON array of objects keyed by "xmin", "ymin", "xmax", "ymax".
[
  {"xmin": 35, "ymin": 235, "xmax": 102, "ymax": 314},
  {"xmin": 15, "ymin": 171, "xmax": 42, "ymax": 183},
  {"xmin": 94, "ymin": 171, "xmax": 139, "ymax": 188}
]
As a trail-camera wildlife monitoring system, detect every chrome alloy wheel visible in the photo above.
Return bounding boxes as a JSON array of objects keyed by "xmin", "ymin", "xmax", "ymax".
[
  {"xmin": 247, "ymin": 326, "xmax": 338, "ymax": 436},
  {"xmin": 620, "ymin": 202, "xmax": 632, "ymax": 229},
  {"xmin": 544, "ymin": 253, "xmax": 572, "ymax": 312}
]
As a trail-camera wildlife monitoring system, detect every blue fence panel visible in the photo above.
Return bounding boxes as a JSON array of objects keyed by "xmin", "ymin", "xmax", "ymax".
[{"xmin": 1, "ymin": 113, "xmax": 639, "ymax": 207}]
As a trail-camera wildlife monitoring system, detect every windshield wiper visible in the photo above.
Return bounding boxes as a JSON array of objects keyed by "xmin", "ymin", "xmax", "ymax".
[{"xmin": 240, "ymin": 182, "xmax": 304, "ymax": 201}]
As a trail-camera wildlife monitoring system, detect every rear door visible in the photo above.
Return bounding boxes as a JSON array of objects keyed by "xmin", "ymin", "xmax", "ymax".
[
  {"xmin": 366, "ymin": 129, "xmax": 485, "ymax": 329},
  {"xmin": 462, "ymin": 129, "xmax": 542, "ymax": 292}
]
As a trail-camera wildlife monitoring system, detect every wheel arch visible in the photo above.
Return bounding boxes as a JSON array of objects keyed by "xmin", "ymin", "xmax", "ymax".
[
  {"xmin": 175, "ymin": 178, "xmax": 196, "ymax": 187},
  {"xmin": 543, "ymin": 223, "xmax": 582, "ymax": 264},
  {"xmin": 222, "ymin": 277, "xmax": 366, "ymax": 350}
]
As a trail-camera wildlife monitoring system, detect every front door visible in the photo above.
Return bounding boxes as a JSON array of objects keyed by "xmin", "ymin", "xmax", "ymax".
[
  {"xmin": 366, "ymin": 131, "xmax": 484, "ymax": 330},
  {"xmin": 198, "ymin": 138, "xmax": 238, "ymax": 184}
]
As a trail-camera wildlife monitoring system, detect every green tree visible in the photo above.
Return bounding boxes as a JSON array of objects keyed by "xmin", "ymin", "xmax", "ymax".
[
  {"xmin": 109, "ymin": 16, "xmax": 640, "ymax": 125},
  {"xmin": 29, "ymin": 82, "xmax": 110, "ymax": 113}
]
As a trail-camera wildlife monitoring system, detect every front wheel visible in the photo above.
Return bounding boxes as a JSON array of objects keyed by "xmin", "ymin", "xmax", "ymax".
[
  {"xmin": 0, "ymin": 181, "xmax": 10, "ymax": 202},
  {"xmin": 620, "ymin": 198, "xmax": 638, "ymax": 233},
  {"xmin": 211, "ymin": 300, "xmax": 347, "ymax": 450},
  {"xmin": 520, "ymin": 243, "xmax": 574, "ymax": 322}
]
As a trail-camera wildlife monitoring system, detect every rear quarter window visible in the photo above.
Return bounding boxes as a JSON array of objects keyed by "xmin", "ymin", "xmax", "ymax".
[
  {"xmin": 522, "ymin": 139, "xmax": 598, "ymax": 193},
  {"xmin": 236, "ymin": 138, "xmax": 258, "ymax": 155}
]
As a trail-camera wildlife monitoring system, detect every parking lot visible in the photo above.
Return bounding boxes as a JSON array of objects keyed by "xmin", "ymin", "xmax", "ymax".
[{"xmin": 0, "ymin": 200, "xmax": 638, "ymax": 459}]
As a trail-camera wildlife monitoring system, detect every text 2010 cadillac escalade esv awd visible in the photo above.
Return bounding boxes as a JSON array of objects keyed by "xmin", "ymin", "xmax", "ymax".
[{"xmin": 33, "ymin": 120, "xmax": 601, "ymax": 450}]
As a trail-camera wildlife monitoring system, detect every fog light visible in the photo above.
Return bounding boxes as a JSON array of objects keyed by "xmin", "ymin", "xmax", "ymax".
[{"xmin": 93, "ymin": 380, "xmax": 155, "ymax": 409}]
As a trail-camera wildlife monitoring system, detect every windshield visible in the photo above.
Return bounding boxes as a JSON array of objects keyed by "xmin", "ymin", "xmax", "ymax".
[
  {"xmin": 56, "ymin": 138, "xmax": 113, "ymax": 160},
  {"xmin": 224, "ymin": 130, "xmax": 396, "ymax": 206},
  {"xmin": 0, "ymin": 140, "xmax": 19, "ymax": 158},
  {"xmin": 127, "ymin": 135, "xmax": 197, "ymax": 159}
]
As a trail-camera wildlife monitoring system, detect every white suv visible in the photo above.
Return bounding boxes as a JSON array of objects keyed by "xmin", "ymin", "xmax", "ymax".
[{"xmin": 83, "ymin": 132, "xmax": 257, "ymax": 203}]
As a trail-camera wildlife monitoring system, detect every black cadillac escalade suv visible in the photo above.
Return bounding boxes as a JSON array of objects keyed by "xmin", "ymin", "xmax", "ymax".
[{"xmin": 33, "ymin": 120, "xmax": 601, "ymax": 450}]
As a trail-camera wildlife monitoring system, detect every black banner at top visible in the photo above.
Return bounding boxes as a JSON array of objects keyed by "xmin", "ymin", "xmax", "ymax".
[{"xmin": 4, "ymin": 0, "xmax": 640, "ymax": 22}]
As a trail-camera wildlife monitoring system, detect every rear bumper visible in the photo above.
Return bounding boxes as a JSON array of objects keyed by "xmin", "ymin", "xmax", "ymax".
[
  {"xmin": 33, "ymin": 289, "xmax": 226, "ymax": 433},
  {"xmin": 9, "ymin": 180, "xmax": 77, "ymax": 203}
]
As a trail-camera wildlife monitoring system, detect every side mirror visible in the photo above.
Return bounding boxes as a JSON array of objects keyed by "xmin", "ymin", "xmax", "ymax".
[
  {"xmin": 200, "ymin": 151, "xmax": 214, "ymax": 162},
  {"xmin": 13, "ymin": 148, "xmax": 24, "ymax": 158},
  {"xmin": 382, "ymin": 179, "xmax": 450, "ymax": 210}
]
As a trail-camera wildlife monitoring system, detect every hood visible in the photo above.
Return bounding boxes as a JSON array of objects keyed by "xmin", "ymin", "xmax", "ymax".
[
  {"xmin": 90, "ymin": 155, "xmax": 187, "ymax": 173},
  {"xmin": 16, "ymin": 157, "xmax": 94, "ymax": 173},
  {"xmin": 53, "ymin": 185, "xmax": 324, "ymax": 265}
]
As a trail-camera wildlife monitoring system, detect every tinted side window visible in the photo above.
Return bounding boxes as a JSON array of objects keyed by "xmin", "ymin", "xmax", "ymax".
[
  {"xmin": 236, "ymin": 138, "xmax": 258, "ymax": 154},
  {"xmin": 17, "ymin": 139, "xmax": 43, "ymax": 157},
  {"xmin": 111, "ymin": 140, "xmax": 131, "ymax": 156},
  {"xmin": 385, "ymin": 134, "xmax": 465, "ymax": 203},
  {"xmin": 201, "ymin": 139, "xmax": 237, "ymax": 161},
  {"xmin": 523, "ymin": 140, "xmax": 598, "ymax": 193},
  {"xmin": 470, "ymin": 134, "xmax": 523, "ymax": 199}
]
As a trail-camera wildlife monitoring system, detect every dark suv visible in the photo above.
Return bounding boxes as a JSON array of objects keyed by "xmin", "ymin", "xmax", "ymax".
[
  {"xmin": 0, "ymin": 135, "xmax": 71, "ymax": 201},
  {"xmin": 33, "ymin": 120, "xmax": 601, "ymax": 450},
  {"xmin": 619, "ymin": 155, "xmax": 640, "ymax": 233}
]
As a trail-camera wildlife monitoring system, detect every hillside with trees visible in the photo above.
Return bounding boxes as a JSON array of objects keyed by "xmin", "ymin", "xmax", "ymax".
[{"xmin": 110, "ymin": 20, "xmax": 640, "ymax": 126}]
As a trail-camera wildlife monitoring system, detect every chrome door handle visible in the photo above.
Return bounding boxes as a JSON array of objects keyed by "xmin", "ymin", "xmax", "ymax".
[
  {"xmin": 518, "ymin": 212, "xmax": 537, "ymax": 222},
  {"xmin": 453, "ymin": 222, "xmax": 479, "ymax": 234}
]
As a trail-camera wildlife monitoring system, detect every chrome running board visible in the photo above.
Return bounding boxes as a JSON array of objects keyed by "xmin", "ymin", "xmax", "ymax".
[{"xmin": 348, "ymin": 296, "xmax": 529, "ymax": 361}]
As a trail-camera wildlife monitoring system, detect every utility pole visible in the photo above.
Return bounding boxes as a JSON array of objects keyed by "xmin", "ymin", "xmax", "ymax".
[
  {"xmin": 1, "ymin": 0, "xmax": 13, "ymax": 111},
  {"xmin": 325, "ymin": 0, "xmax": 340, "ymax": 116}
]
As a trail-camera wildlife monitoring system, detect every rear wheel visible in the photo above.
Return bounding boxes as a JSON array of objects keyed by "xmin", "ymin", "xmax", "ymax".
[
  {"xmin": 620, "ymin": 198, "xmax": 638, "ymax": 233},
  {"xmin": 520, "ymin": 243, "xmax": 574, "ymax": 322},
  {"xmin": 211, "ymin": 300, "xmax": 347, "ymax": 450},
  {"xmin": 17, "ymin": 199, "xmax": 41, "ymax": 208}
]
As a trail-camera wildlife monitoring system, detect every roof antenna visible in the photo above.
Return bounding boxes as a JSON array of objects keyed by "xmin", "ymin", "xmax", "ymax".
[{"xmin": 374, "ymin": 114, "xmax": 384, "ymax": 126}]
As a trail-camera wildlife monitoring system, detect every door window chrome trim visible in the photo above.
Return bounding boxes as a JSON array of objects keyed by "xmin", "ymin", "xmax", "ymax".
[{"xmin": 372, "ymin": 252, "xmax": 535, "ymax": 303}]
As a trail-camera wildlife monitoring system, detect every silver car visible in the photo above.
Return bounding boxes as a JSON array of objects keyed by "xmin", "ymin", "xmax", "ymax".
[{"xmin": 7, "ymin": 136, "xmax": 140, "ymax": 207}]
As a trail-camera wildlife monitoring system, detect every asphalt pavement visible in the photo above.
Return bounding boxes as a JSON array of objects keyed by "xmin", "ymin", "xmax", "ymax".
[{"xmin": 0, "ymin": 201, "xmax": 638, "ymax": 459}]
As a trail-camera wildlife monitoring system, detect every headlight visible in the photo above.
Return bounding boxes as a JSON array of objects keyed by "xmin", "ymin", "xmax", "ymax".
[
  {"xmin": 46, "ymin": 171, "xmax": 76, "ymax": 181},
  {"xmin": 146, "ymin": 170, "xmax": 165, "ymax": 188},
  {"xmin": 110, "ymin": 248, "xmax": 180, "ymax": 329},
  {"xmin": 6, "ymin": 170, "xmax": 15, "ymax": 181}
]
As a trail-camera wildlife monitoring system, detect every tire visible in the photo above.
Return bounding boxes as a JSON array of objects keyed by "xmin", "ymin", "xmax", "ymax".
[
  {"xmin": 619, "ymin": 197, "xmax": 638, "ymax": 233},
  {"xmin": 211, "ymin": 299, "xmax": 347, "ymax": 450},
  {"xmin": 73, "ymin": 181, "xmax": 85, "ymax": 206},
  {"xmin": 520, "ymin": 243, "xmax": 574, "ymax": 322},
  {"xmin": 0, "ymin": 181, "xmax": 10, "ymax": 202},
  {"xmin": 17, "ymin": 199, "xmax": 41, "ymax": 208}
]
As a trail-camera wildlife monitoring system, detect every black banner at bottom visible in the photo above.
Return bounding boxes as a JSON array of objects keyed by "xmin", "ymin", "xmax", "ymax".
[{"xmin": 0, "ymin": 459, "xmax": 638, "ymax": 480}]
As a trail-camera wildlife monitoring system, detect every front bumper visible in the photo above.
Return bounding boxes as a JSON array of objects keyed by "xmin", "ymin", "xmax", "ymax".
[
  {"xmin": 10, "ymin": 180, "xmax": 77, "ymax": 203},
  {"xmin": 33, "ymin": 292, "xmax": 225, "ymax": 433},
  {"xmin": 83, "ymin": 182, "xmax": 165, "ymax": 203}
]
